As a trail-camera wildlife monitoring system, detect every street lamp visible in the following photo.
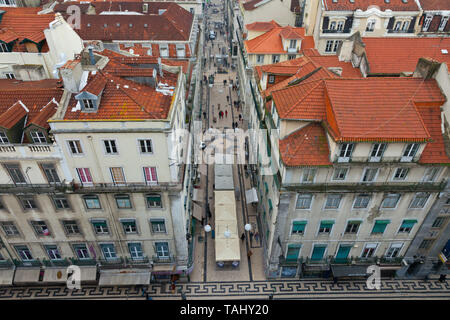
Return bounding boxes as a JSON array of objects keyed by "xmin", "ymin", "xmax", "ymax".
[
  {"xmin": 204, "ymin": 225, "xmax": 212, "ymax": 233},
  {"xmin": 244, "ymin": 224, "xmax": 252, "ymax": 232}
]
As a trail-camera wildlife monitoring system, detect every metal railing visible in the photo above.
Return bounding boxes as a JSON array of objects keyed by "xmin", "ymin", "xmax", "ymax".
[
  {"xmin": 0, "ymin": 259, "xmax": 14, "ymax": 269},
  {"xmin": 0, "ymin": 182, "xmax": 73, "ymax": 193},
  {"xmin": 13, "ymin": 259, "xmax": 42, "ymax": 267},
  {"xmin": 279, "ymin": 257, "xmax": 303, "ymax": 265},
  {"xmin": 152, "ymin": 255, "xmax": 175, "ymax": 264},
  {"xmin": 305, "ymin": 257, "xmax": 329, "ymax": 265},
  {"xmin": 42, "ymin": 258, "xmax": 71, "ymax": 267},
  {"xmin": 69, "ymin": 258, "xmax": 98, "ymax": 266},
  {"xmin": 73, "ymin": 182, "xmax": 182, "ymax": 193},
  {"xmin": 125, "ymin": 256, "xmax": 151, "ymax": 266},
  {"xmin": 342, "ymin": 156, "xmax": 421, "ymax": 163}
]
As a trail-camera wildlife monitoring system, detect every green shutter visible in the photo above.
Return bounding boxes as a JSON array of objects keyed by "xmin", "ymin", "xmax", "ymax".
[
  {"xmin": 147, "ymin": 196, "xmax": 161, "ymax": 202},
  {"xmin": 264, "ymin": 182, "xmax": 269, "ymax": 194},
  {"xmin": 311, "ymin": 245, "xmax": 326, "ymax": 261},
  {"xmin": 335, "ymin": 245, "xmax": 352, "ymax": 260},
  {"xmin": 320, "ymin": 220, "xmax": 334, "ymax": 229},
  {"xmin": 401, "ymin": 219, "xmax": 417, "ymax": 229},
  {"xmin": 293, "ymin": 221, "xmax": 307, "ymax": 233},
  {"xmin": 93, "ymin": 221, "xmax": 107, "ymax": 227},
  {"xmin": 372, "ymin": 220, "xmax": 390, "ymax": 233},
  {"xmin": 268, "ymin": 199, "xmax": 273, "ymax": 211},
  {"xmin": 286, "ymin": 244, "xmax": 301, "ymax": 261}
]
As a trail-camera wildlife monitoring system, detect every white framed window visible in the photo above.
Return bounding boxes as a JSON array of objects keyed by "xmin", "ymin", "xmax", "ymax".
[
  {"xmin": 0, "ymin": 42, "xmax": 9, "ymax": 52},
  {"xmin": 103, "ymin": 140, "xmax": 118, "ymax": 155},
  {"xmin": 289, "ymin": 39, "xmax": 297, "ymax": 48},
  {"xmin": 121, "ymin": 219, "xmax": 137, "ymax": 234},
  {"xmin": 325, "ymin": 40, "xmax": 334, "ymax": 53},
  {"xmin": 30, "ymin": 130, "xmax": 46, "ymax": 144},
  {"xmin": 42, "ymin": 163, "xmax": 61, "ymax": 184},
  {"xmin": 401, "ymin": 143, "xmax": 419, "ymax": 162},
  {"xmin": 1, "ymin": 222, "xmax": 19, "ymax": 236},
  {"xmin": 15, "ymin": 245, "xmax": 33, "ymax": 261},
  {"xmin": 423, "ymin": 167, "xmax": 439, "ymax": 182},
  {"xmin": 128, "ymin": 242, "xmax": 143, "ymax": 260},
  {"xmin": 31, "ymin": 221, "xmax": 50, "ymax": 236},
  {"xmin": 345, "ymin": 220, "xmax": 361, "ymax": 234},
  {"xmin": 337, "ymin": 21, "xmax": 344, "ymax": 31},
  {"xmin": 52, "ymin": 195, "xmax": 70, "ymax": 210},
  {"xmin": 296, "ymin": 193, "xmax": 313, "ymax": 209},
  {"xmin": 138, "ymin": 139, "xmax": 153, "ymax": 154},
  {"xmin": 73, "ymin": 244, "xmax": 90, "ymax": 259},
  {"xmin": 366, "ymin": 19, "xmax": 376, "ymax": 32},
  {"xmin": 394, "ymin": 21, "xmax": 402, "ymax": 31},
  {"xmin": 381, "ymin": 193, "xmax": 401, "ymax": 209},
  {"xmin": 401, "ymin": 21, "xmax": 409, "ymax": 31},
  {"xmin": 5, "ymin": 164, "xmax": 26, "ymax": 184},
  {"xmin": 62, "ymin": 220, "xmax": 80, "ymax": 235},
  {"xmin": 76, "ymin": 168, "xmax": 93, "ymax": 185},
  {"xmin": 409, "ymin": 192, "xmax": 429, "ymax": 209},
  {"xmin": 268, "ymin": 75, "xmax": 275, "ymax": 84},
  {"xmin": 115, "ymin": 194, "xmax": 132, "ymax": 209},
  {"xmin": 439, "ymin": 16, "xmax": 449, "ymax": 31},
  {"xmin": 353, "ymin": 194, "xmax": 371, "ymax": 209},
  {"xmin": 19, "ymin": 196, "xmax": 38, "ymax": 210},
  {"xmin": 67, "ymin": 140, "xmax": 83, "ymax": 155},
  {"xmin": 369, "ymin": 143, "xmax": 386, "ymax": 162},
  {"xmin": 288, "ymin": 54, "xmax": 296, "ymax": 60},
  {"xmin": 100, "ymin": 243, "xmax": 117, "ymax": 259},
  {"xmin": 361, "ymin": 168, "xmax": 378, "ymax": 182},
  {"xmin": 146, "ymin": 194, "xmax": 162, "ymax": 208},
  {"xmin": 272, "ymin": 55, "xmax": 280, "ymax": 63},
  {"xmin": 45, "ymin": 245, "xmax": 62, "ymax": 260},
  {"xmin": 333, "ymin": 40, "xmax": 342, "ymax": 52},
  {"xmin": 332, "ymin": 167, "xmax": 348, "ymax": 181},
  {"xmin": 143, "ymin": 167, "xmax": 158, "ymax": 184},
  {"xmin": 82, "ymin": 99, "xmax": 95, "ymax": 110},
  {"xmin": 301, "ymin": 168, "xmax": 317, "ymax": 183},
  {"xmin": 0, "ymin": 131, "xmax": 9, "ymax": 144},
  {"xmin": 110, "ymin": 167, "xmax": 126, "ymax": 185},
  {"xmin": 256, "ymin": 55, "xmax": 264, "ymax": 63},
  {"xmin": 361, "ymin": 243, "xmax": 377, "ymax": 258},
  {"xmin": 150, "ymin": 219, "xmax": 166, "ymax": 233},
  {"xmin": 385, "ymin": 243, "xmax": 403, "ymax": 258},
  {"xmin": 83, "ymin": 195, "xmax": 101, "ymax": 210},
  {"xmin": 330, "ymin": 21, "xmax": 337, "ymax": 30},
  {"xmin": 160, "ymin": 45, "xmax": 169, "ymax": 57},
  {"xmin": 325, "ymin": 194, "xmax": 342, "ymax": 209},
  {"xmin": 5, "ymin": 73, "xmax": 14, "ymax": 79},
  {"xmin": 423, "ymin": 15, "xmax": 432, "ymax": 31},
  {"xmin": 338, "ymin": 143, "xmax": 354, "ymax": 161},
  {"xmin": 92, "ymin": 220, "xmax": 109, "ymax": 234},
  {"xmin": 155, "ymin": 242, "xmax": 169, "ymax": 258},
  {"xmin": 318, "ymin": 220, "xmax": 334, "ymax": 234},
  {"xmin": 432, "ymin": 217, "xmax": 447, "ymax": 228},
  {"xmin": 393, "ymin": 168, "xmax": 409, "ymax": 181}
]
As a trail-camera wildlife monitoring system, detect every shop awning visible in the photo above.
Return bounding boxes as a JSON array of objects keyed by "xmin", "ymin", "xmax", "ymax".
[
  {"xmin": 331, "ymin": 265, "xmax": 369, "ymax": 278},
  {"xmin": 43, "ymin": 268, "xmax": 67, "ymax": 283},
  {"xmin": 13, "ymin": 268, "xmax": 41, "ymax": 284},
  {"xmin": 99, "ymin": 270, "xmax": 150, "ymax": 286},
  {"xmin": 245, "ymin": 188, "xmax": 258, "ymax": 204},
  {"xmin": 192, "ymin": 202, "xmax": 203, "ymax": 221},
  {"xmin": 193, "ymin": 188, "xmax": 204, "ymax": 203},
  {"xmin": 0, "ymin": 268, "xmax": 15, "ymax": 286}
]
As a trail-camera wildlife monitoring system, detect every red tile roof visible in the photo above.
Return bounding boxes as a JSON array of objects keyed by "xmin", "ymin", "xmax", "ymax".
[
  {"xmin": 242, "ymin": 0, "xmax": 265, "ymax": 10},
  {"xmin": 245, "ymin": 20, "xmax": 280, "ymax": 32},
  {"xmin": 27, "ymin": 100, "xmax": 59, "ymax": 129},
  {"xmin": 244, "ymin": 26, "xmax": 314, "ymax": 54},
  {"xmin": 419, "ymin": 0, "xmax": 450, "ymax": 11},
  {"xmin": 417, "ymin": 105, "xmax": 450, "ymax": 164},
  {"xmin": 323, "ymin": 0, "xmax": 420, "ymax": 11},
  {"xmin": 306, "ymin": 55, "xmax": 363, "ymax": 78},
  {"xmin": 279, "ymin": 122, "xmax": 331, "ymax": 167},
  {"xmin": 81, "ymin": 73, "xmax": 108, "ymax": 96},
  {"xmin": 362, "ymin": 37, "xmax": 450, "ymax": 74},
  {"xmin": 0, "ymin": 79, "xmax": 63, "ymax": 130}
]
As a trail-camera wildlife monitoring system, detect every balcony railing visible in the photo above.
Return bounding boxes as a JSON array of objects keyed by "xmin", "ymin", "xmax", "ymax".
[
  {"xmin": 74, "ymin": 182, "xmax": 181, "ymax": 193},
  {"xmin": 283, "ymin": 180, "xmax": 446, "ymax": 193},
  {"xmin": 152, "ymin": 255, "xmax": 175, "ymax": 264},
  {"xmin": 99, "ymin": 257, "xmax": 124, "ymax": 267},
  {"xmin": 379, "ymin": 257, "xmax": 403, "ymax": 265},
  {"xmin": 125, "ymin": 256, "xmax": 151, "ymax": 266},
  {"xmin": 0, "ymin": 144, "xmax": 54, "ymax": 155},
  {"xmin": 42, "ymin": 258, "xmax": 71, "ymax": 267},
  {"xmin": 279, "ymin": 256, "xmax": 303, "ymax": 265},
  {"xmin": 331, "ymin": 257, "xmax": 378, "ymax": 265},
  {"xmin": 69, "ymin": 258, "xmax": 98, "ymax": 266},
  {"xmin": 0, "ymin": 181, "xmax": 73, "ymax": 193},
  {"xmin": 287, "ymin": 47, "xmax": 298, "ymax": 53},
  {"xmin": 322, "ymin": 28, "xmax": 351, "ymax": 34},
  {"xmin": 335, "ymin": 155, "xmax": 421, "ymax": 163},
  {"xmin": 13, "ymin": 259, "xmax": 42, "ymax": 267},
  {"xmin": 305, "ymin": 257, "xmax": 329, "ymax": 265},
  {"xmin": 0, "ymin": 259, "xmax": 14, "ymax": 269}
]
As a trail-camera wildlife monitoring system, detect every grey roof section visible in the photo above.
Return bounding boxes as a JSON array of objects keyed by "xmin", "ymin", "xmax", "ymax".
[{"xmin": 214, "ymin": 164, "xmax": 234, "ymax": 190}]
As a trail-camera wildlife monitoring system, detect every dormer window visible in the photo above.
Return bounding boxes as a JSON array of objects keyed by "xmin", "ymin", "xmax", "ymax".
[
  {"xmin": 439, "ymin": 16, "xmax": 449, "ymax": 32},
  {"xmin": 0, "ymin": 131, "xmax": 9, "ymax": 144},
  {"xmin": 82, "ymin": 99, "xmax": 95, "ymax": 110},
  {"xmin": 0, "ymin": 42, "xmax": 9, "ymax": 53},
  {"xmin": 338, "ymin": 143, "xmax": 354, "ymax": 162},
  {"xmin": 423, "ymin": 15, "xmax": 432, "ymax": 31},
  {"xmin": 176, "ymin": 45, "xmax": 185, "ymax": 58},
  {"xmin": 289, "ymin": 40, "xmax": 297, "ymax": 49},
  {"xmin": 369, "ymin": 143, "xmax": 386, "ymax": 162},
  {"xmin": 366, "ymin": 19, "xmax": 376, "ymax": 32},
  {"xmin": 30, "ymin": 130, "xmax": 46, "ymax": 144},
  {"xmin": 337, "ymin": 21, "xmax": 344, "ymax": 31},
  {"xmin": 401, "ymin": 143, "xmax": 419, "ymax": 162},
  {"xmin": 160, "ymin": 45, "xmax": 169, "ymax": 57}
]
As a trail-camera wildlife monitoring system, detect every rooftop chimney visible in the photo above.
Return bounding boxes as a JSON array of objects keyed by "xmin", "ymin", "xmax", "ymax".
[{"xmin": 88, "ymin": 46, "xmax": 96, "ymax": 65}]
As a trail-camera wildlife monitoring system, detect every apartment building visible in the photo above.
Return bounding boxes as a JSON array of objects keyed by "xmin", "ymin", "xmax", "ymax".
[
  {"xmin": 252, "ymin": 77, "xmax": 449, "ymax": 279},
  {"xmin": 313, "ymin": 0, "xmax": 422, "ymax": 55},
  {"xmin": 0, "ymin": 7, "xmax": 83, "ymax": 80},
  {"xmin": 0, "ymin": 48, "xmax": 193, "ymax": 286}
]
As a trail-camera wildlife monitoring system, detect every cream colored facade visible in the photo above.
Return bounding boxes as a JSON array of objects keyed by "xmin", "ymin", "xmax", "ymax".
[{"xmin": 239, "ymin": 0, "xmax": 297, "ymax": 27}]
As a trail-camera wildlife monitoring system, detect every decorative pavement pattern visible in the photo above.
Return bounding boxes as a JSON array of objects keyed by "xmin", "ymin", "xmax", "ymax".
[{"xmin": 0, "ymin": 280, "xmax": 449, "ymax": 299}]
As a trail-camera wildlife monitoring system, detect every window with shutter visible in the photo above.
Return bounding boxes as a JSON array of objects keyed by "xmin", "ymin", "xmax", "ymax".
[
  {"xmin": 143, "ymin": 167, "xmax": 158, "ymax": 184},
  {"xmin": 110, "ymin": 167, "xmax": 125, "ymax": 184},
  {"xmin": 322, "ymin": 16, "xmax": 329, "ymax": 31},
  {"xmin": 311, "ymin": 245, "xmax": 326, "ymax": 261},
  {"xmin": 292, "ymin": 221, "xmax": 307, "ymax": 234},
  {"xmin": 286, "ymin": 244, "xmax": 301, "ymax": 262},
  {"xmin": 371, "ymin": 220, "xmax": 390, "ymax": 234}
]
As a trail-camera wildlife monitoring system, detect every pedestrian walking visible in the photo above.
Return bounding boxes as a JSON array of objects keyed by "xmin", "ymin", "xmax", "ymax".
[
  {"xmin": 239, "ymin": 114, "xmax": 242, "ymax": 122},
  {"xmin": 218, "ymin": 103, "xmax": 220, "ymax": 110},
  {"xmin": 254, "ymin": 231, "xmax": 259, "ymax": 242},
  {"xmin": 225, "ymin": 110, "xmax": 228, "ymax": 118},
  {"xmin": 235, "ymin": 121, "xmax": 238, "ymax": 128},
  {"xmin": 226, "ymin": 95, "xmax": 229, "ymax": 102},
  {"xmin": 249, "ymin": 231, "xmax": 254, "ymax": 242},
  {"xmin": 240, "ymin": 233, "xmax": 245, "ymax": 242},
  {"xmin": 220, "ymin": 111, "xmax": 224, "ymax": 119},
  {"xmin": 439, "ymin": 274, "xmax": 447, "ymax": 282},
  {"xmin": 203, "ymin": 111, "xmax": 206, "ymax": 119}
]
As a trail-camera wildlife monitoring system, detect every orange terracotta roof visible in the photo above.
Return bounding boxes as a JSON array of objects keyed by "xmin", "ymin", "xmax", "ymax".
[
  {"xmin": 244, "ymin": 27, "xmax": 314, "ymax": 54},
  {"xmin": 0, "ymin": 29, "xmax": 19, "ymax": 43},
  {"xmin": 306, "ymin": 55, "xmax": 362, "ymax": 78},
  {"xmin": 362, "ymin": 37, "xmax": 450, "ymax": 74},
  {"xmin": 246, "ymin": 20, "xmax": 280, "ymax": 32},
  {"xmin": 280, "ymin": 27, "xmax": 304, "ymax": 39},
  {"xmin": 82, "ymin": 73, "xmax": 108, "ymax": 96},
  {"xmin": 323, "ymin": 0, "xmax": 420, "ymax": 11},
  {"xmin": 27, "ymin": 100, "xmax": 59, "ymax": 129},
  {"xmin": 417, "ymin": 105, "xmax": 450, "ymax": 164},
  {"xmin": 419, "ymin": 0, "xmax": 450, "ymax": 11},
  {"xmin": 0, "ymin": 101, "xmax": 28, "ymax": 129},
  {"xmin": 279, "ymin": 122, "xmax": 331, "ymax": 167}
]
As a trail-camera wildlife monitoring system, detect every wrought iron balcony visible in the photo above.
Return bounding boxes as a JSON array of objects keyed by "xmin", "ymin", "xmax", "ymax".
[
  {"xmin": 0, "ymin": 181, "xmax": 73, "ymax": 193},
  {"xmin": 13, "ymin": 259, "xmax": 42, "ymax": 267},
  {"xmin": 379, "ymin": 257, "xmax": 403, "ymax": 265},
  {"xmin": 152, "ymin": 255, "xmax": 175, "ymax": 264},
  {"xmin": 335, "ymin": 155, "xmax": 421, "ymax": 164},
  {"xmin": 331, "ymin": 257, "xmax": 378, "ymax": 265},
  {"xmin": 305, "ymin": 257, "xmax": 330, "ymax": 265},
  {"xmin": 73, "ymin": 182, "xmax": 182, "ymax": 193},
  {"xmin": 69, "ymin": 258, "xmax": 98, "ymax": 266},
  {"xmin": 125, "ymin": 256, "xmax": 151, "ymax": 266},
  {"xmin": 322, "ymin": 28, "xmax": 351, "ymax": 34},
  {"xmin": 99, "ymin": 257, "xmax": 125, "ymax": 268},
  {"xmin": 0, "ymin": 259, "xmax": 14, "ymax": 269},
  {"xmin": 42, "ymin": 258, "xmax": 70, "ymax": 267},
  {"xmin": 279, "ymin": 256, "xmax": 303, "ymax": 265}
]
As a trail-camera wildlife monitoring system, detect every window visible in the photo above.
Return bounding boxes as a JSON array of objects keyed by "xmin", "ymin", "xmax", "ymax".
[
  {"xmin": 385, "ymin": 243, "xmax": 403, "ymax": 258},
  {"xmin": 160, "ymin": 46, "xmax": 169, "ymax": 57},
  {"xmin": 67, "ymin": 140, "xmax": 83, "ymax": 155},
  {"xmin": 439, "ymin": 16, "xmax": 449, "ymax": 31},
  {"xmin": 423, "ymin": 167, "xmax": 439, "ymax": 182},
  {"xmin": 288, "ymin": 54, "xmax": 296, "ymax": 60},
  {"xmin": 371, "ymin": 220, "xmax": 390, "ymax": 234},
  {"xmin": 272, "ymin": 55, "xmax": 280, "ymax": 63},
  {"xmin": 325, "ymin": 194, "xmax": 342, "ymax": 209},
  {"xmin": 0, "ymin": 42, "xmax": 9, "ymax": 53},
  {"xmin": 92, "ymin": 220, "xmax": 109, "ymax": 234},
  {"xmin": 128, "ymin": 243, "xmax": 144, "ymax": 260},
  {"xmin": 292, "ymin": 221, "xmax": 307, "ymax": 235},
  {"xmin": 318, "ymin": 221, "xmax": 334, "ymax": 234},
  {"xmin": 286, "ymin": 244, "xmax": 301, "ymax": 262},
  {"xmin": 432, "ymin": 217, "xmax": 447, "ymax": 228},
  {"xmin": 370, "ymin": 143, "xmax": 386, "ymax": 161},
  {"xmin": 332, "ymin": 167, "xmax": 348, "ymax": 181},
  {"xmin": 115, "ymin": 194, "xmax": 132, "ymax": 209},
  {"xmin": 30, "ymin": 130, "xmax": 46, "ymax": 144},
  {"xmin": 311, "ymin": 245, "xmax": 326, "ymax": 261},
  {"xmin": 45, "ymin": 245, "xmax": 62, "ymax": 260},
  {"xmin": 296, "ymin": 193, "xmax": 312, "ymax": 209},
  {"xmin": 419, "ymin": 239, "xmax": 434, "ymax": 250},
  {"xmin": 82, "ymin": 99, "xmax": 95, "ymax": 110},
  {"xmin": 410, "ymin": 193, "xmax": 429, "ymax": 209},
  {"xmin": 76, "ymin": 168, "xmax": 93, "ymax": 185},
  {"xmin": 366, "ymin": 19, "xmax": 376, "ymax": 31},
  {"xmin": 338, "ymin": 143, "xmax": 354, "ymax": 160},
  {"xmin": 333, "ymin": 40, "xmax": 342, "ymax": 52},
  {"xmin": 52, "ymin": 195, "xmax": 70, "ymax": 210},
  {"xmin": 325, "ymin": 40, "xmax": 334, "ymax": 53},
  {"xmin": 100, "ymin": 244, "xmax": 117, "ymax": 260},
  {"xmin": 337, "ymin": 21, "xmax": 344, "ymax": 31},
  {"xmin": 398, "ymin": 219, "xmax": 417, "ymax": 233},
  {"xmin": 330, "ymin": 21, "xmax": 336, "ymax": 30},
  {"xmin": 143, "ymin": 167, "xmax": 158, "ymax": 184},
  {"xmin": 0, "ymin": 198, "xmax": 4, "ymax": 210},
  {"xmin": 1, "ymin": 222, "xmax": 19, "ymax": 236},
  {"xmin": 381, "ymin": 194, "xmax": 400, "ymax": 208},
  {"xmin": 0, "ymin": 131, "xmax": 9, "ymax": 144},
  {"xmin": 110, "ymin": 167, "xmax": 126, "ymax": 185},
  {"xmin": 289, "ymin": 39, "xmax": 297, "ymax": 48},
  {"xmin": 31, "ymin": 221, "xmax": 50, "ymax": 236},
  {"xmin": 361, "ymin": 243, "xmax": 377, "ymax": 258},
  {"xmin": 393, "ymin": 168, "xmax": 409, "ymax": 181},
  {"xmin": 155, "ymin": 242, "xmax": 169, "ymax": 258},
  {"xmin": 73, "ymin": 244, "xmax": 90, "ymax": 259},
  {"xmin": 103, "ymin": 140, "xmax": 118, "ymax": 154},
  {"xmin": 362, "ymin": 168, "xmax": 378, "ymax": 182},
  {"xmin": 62, "ymin": 220, "xmax": 80, "ymax": 235},
  {"xmin": 345, "ymin": 221, "xmax": 361, "ymax": 234},
  {"xmin": 83, "ymin": 195, "xmax": 101, "ymax": 209},
  {"xmin": 139, "ymin": 139, "xmax": 153, "ymax": 153},
  {"xmin": 121, "ymin": 219, "xmax": 137, "ymax": 234},
  {"xmin": 423, "ymin": 15, "xmax": 432, "ymax": 31},
  {"xmin": 301, "ymin": 168, "xmax": 316, "ymax": 183},
  {"xmin": 353, "ymin": 194, "xmax": 371, "ymax": 209},
  {"xmin": 150, "ymin": 219, "xmax": 166, "ymax": 233},
  {"xmin": 402, "ymin": 143, "xmax": 419, "ymax": 161},
  {"xmin": 268, "ymin": 75, "xmax": 275, "ymax": 84},
  {"xmin": 15, "ymin": 245, "xmax": 33, "ymax": 261},
  {"xmin": 19, "ymin": 196, "xmax": 38, "ymax": 210},
  {"xmin": 42, "ymin": 164, "xmax": 61, "ymax": 183},
  {"xmin": 4, "ymin": 164, "xmax": 26, "ymax": 184},
  {"xmin": 401, "ymin": 21, "xmax": 409, "ymax": 31},
  {"xmin": 394, "ymin": 21, "xmax": 402, "ymax": 31},
  {"xmin": 146, "ymin": 194, "xmax": 162, "ymax": 208},
  {"xmin": 256, "ymin": 55, "xmax": 264, "ymax": 63}
]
